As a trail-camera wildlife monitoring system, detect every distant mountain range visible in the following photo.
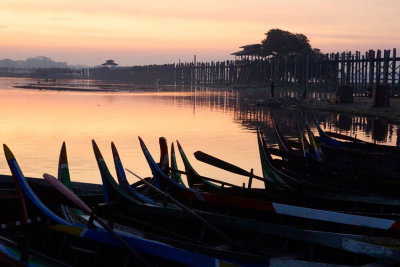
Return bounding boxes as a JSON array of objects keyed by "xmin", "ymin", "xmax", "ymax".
[{"xmin": 0, "ymin": 56, "xmax": 84, "ymax": 68}]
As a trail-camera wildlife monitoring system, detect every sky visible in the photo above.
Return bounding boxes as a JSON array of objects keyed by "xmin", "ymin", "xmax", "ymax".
[{"xmin": 0, "ymin": 0, "xmax": 399, "ymax": 66}]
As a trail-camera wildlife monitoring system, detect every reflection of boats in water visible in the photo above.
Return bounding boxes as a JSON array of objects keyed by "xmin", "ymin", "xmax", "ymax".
[
  {"xmin": 11, "ymin": 79, "xmax": 400, "ymax": 147},
  {"xmin": 175, "ymin": 87, "xmax": 400, "ymax": 147}
]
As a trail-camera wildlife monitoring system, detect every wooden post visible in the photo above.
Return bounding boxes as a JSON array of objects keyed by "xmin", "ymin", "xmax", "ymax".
[
  {"xmin": 365, "ymin": 51, "xmax": 369, "ymax": 95},
  {"xmin": 376, "ymin": 49, "xmax": 382, "ymax": 87},
  {"xmin": 334, "ymin": 53, "xmax": 339, "ymax": 93},
  {"xmin": 353, "ymin": 51, "xmax": 360, "ymax": 94},
  {"xmin": 398, "ymin": 51, "xmax": 400, "ymax": 88},
  {"xmin": 174, "ymin": 63, "xmax": 177, "ymax": 89},
  {"xmin": 207, "ymin": 62, "xmax": 210, "ymax": 84},
  {"xmin": 392, "ymin": 48, "xmax": 396, "ymax": 92},
  {"xmin": 284, "ymin": 57, "xmax": 288, "ymax": 84},
  {"xmin": 340, "ymin": 52, "xmax": 345, "ymax": 87},
  {"xmin": 368, "ymin": 50, "xmax": 375, "ymax": 96},
  {"xmin": 346, "ymin": 52, "xmax": 351, "ymax": 87},
  {"xmin": 383, "ymin": 50, "xmax": 389, "ymax": 85},
  {"xmin": 361, "ymin": 55, "xmax": 365, "ymax": 95},
  {"xmin": 293, "ymin": 55, "xmax": 297, "ymax": 85},
  {"xmin": 373, "ymin": 49, "xmax": 390, "ymax": 107},
  {"xmin": 248, "ymin": 169, "xmax": 254, "ymax": 189},
  {"xmin": 351, "ymin": 53, "xmax": 355, "ymax": 89},
  {"xmin": 358, "ymin": 51, "xmax": 362, "ymax": 93}
]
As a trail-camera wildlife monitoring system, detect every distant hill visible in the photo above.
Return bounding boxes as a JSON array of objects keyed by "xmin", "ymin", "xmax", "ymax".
[{"xmin": 0, "ymin": 56, "xmax": 69, "ymax": 68}]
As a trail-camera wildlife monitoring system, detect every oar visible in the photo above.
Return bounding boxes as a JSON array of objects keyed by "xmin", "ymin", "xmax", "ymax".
[
  {"xmin": 42, "ymin": 173, "xmax": 151, "ymax": 267},
  {"xmin": 168, "ymin": 167, "xmax": 242, "ymax": 188},
  {"xmin": 194, "ymin": 151, "xmax": 264, "ymax": 182},
  {"xmin": 125, "ymin": 168, "xmax": 243, "ymax": 251}
]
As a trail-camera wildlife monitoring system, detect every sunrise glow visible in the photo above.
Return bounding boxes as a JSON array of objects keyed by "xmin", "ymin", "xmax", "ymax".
[{"xmin": 1, "ymin": 0, "xmax": 399, "ymax": 65}]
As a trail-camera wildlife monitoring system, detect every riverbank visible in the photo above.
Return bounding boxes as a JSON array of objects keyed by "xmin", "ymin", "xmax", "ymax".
[{"xmin": 272, "ymin": 97, "xmax": 400, "ymax": 124}]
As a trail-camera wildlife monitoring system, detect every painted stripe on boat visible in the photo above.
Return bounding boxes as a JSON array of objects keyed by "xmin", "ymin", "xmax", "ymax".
[
  {"xmin": 3, "ymin": 145, "xmax": 29, "ymax": 220},
  {"xmin": 257, "ymin": 130, "xmax": 289, "ymax": 187},
  {"xmin": 112, "ymin": 142, "xmax": 149, "ymax": 203},
  {"xmin": 51, "ymin": 223, "xmax": 221, "ymax": 267},
  {"xmin": 4, "ymin": 145, "xmax": 73, "ymax": 226},
  {"xmin": 8, "ymin": 158, "xmax": 73, "ymax": 225},
  {"xmin": 139, "ymin": 137, "xmax": 203, "ymax": 199},
  {"xmin": 92, "ymin": 141, "xmax": 110, "ymax": 203},
  {"xmin": 82, "ymin": 228, "xmax": 220, "ymax": 267},
  {"xmin": 59, "ymin": 163, "xmax": 68, "ymax": 168},
  {"xmin": 113, "ymin": 151, "xmax": 156, "ymax": 204},
  {"xmin": 272, "ymin": 203, "xmax": 397, "ymax": 230}
]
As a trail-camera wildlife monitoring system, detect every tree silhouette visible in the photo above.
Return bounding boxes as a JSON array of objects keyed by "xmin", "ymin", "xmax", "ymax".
[{"xmin": 261, "ymin": 29, "xmax": 313, "ymax": 56}]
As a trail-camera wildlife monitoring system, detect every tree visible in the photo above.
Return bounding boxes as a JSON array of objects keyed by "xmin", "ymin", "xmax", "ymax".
[{"xmin": 261, "ymin": 29, "xmax": 313, "ymax": 57}]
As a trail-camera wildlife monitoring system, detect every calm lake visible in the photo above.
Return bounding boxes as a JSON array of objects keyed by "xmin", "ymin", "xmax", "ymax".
[{"xmin": 0, "ymin": 77, "xmax": 399, "ymax": 187}]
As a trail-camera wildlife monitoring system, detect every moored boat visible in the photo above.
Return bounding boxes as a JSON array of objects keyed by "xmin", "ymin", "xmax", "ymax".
[
  {"xmin": 4, "ymin": 139, "xmax": 400, "ymax": 266},
  {"xmin": 139, "ymin": 137, "xmax": 400, "ymax": 236}
]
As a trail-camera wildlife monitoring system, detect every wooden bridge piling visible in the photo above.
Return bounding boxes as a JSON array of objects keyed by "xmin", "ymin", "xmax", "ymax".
[{"xmin": 1, "ymin": 48, "xmax": 399, "ymax": 99}]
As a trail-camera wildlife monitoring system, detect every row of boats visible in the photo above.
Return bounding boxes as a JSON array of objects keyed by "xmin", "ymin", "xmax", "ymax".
[{"xmin": 1, "ymin": 119, "xmax": 400, "ymax": 266}]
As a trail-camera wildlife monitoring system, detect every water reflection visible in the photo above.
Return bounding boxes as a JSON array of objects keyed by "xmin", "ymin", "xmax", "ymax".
[
  {"xmin": 170, "ymin": 87, "xmax": 399, "ymax": 147},
  {"xmin": 312, "ymin": 115, "xmax": 397, "ymax": 145},
  {"xmin": 0, "ymin": 78, "xmax": 398, "ymax": 188},
  {"xmin": 336, "ymin": 114, "xmax": 352, "ymax": 132},
  {"xmin": 0, "ymin": 80, "xmax": 262, "ymax": 187}
]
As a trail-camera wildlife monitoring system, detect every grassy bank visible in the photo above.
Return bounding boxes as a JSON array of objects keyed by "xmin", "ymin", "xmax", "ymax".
[{"xmin": 295, "ymin": 97, "xmax": 400, "ymax": 124}]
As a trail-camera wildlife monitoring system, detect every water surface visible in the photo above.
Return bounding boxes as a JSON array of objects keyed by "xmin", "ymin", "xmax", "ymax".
[
  {"xmin": 0, "ymin": 77, "xmax": 398, "ymax": 187},
  {"xmin": 0, "ymin": 78, "xmax": 262, "ymax": 187}
]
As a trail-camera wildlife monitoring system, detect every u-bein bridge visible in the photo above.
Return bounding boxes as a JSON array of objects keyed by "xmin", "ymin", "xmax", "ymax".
[
  {"xmin": 2, "ymin": 48, "xmax": 399, "ymax": 103},
  {"xmin": 90, "ymin": 49, "xmax": 400, "ymax": 98}
]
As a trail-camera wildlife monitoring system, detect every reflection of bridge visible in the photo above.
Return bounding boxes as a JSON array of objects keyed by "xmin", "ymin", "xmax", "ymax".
[
  {"xmin": 172, "ymin": 88, "xmax": 400, "ymax": 146},
  {"xmin": 168, "ymin": 87, "xmax": 240, "ymax": 115},
  {"xmin": 318, "ymin": 114, "xmax": 400, "ymax": 145}
]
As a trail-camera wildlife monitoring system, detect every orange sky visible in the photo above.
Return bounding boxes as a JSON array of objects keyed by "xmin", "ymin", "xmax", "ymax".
[{"xmin": 0, "ymin": 0, "xmax": 399, "ymax": 65}]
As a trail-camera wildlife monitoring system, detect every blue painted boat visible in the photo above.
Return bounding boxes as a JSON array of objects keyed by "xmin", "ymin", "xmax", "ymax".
[
  {"xmin": 110, "ymin": 141, "xmax": 158, "ymax": 205},
  {"xmin": 7, "ymin": 144, "xmax": 273, "ymax": 266},
  {"xmin": 176, "ymin": 140, "xmax": 221, "ymax": 190},
  {"xmin": 170, "ymin": 143, "xmax": 187, "ymax": 186},
  {"xmin": 4, "ymin": 142, "xmax": 400, "ymax": 265},
  {"xmin": 3, "ymin": 144, "xmax": 271, "ymax": 266},
  {"xmin": 140, "ymin": 137, "xmax": 400, "ymax": 235},
  {"xmin": 0, "ymin": 235, "xmax": 69, "ymax": 267}
]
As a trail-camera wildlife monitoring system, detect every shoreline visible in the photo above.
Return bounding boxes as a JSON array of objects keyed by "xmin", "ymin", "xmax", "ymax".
[
  {"xmin": 236, "ymin": 85, "xmax": 400, "ymax": 125},
  {"xmin": 274, "ymin": 97, "xmax": 400, "ymax": 124}
]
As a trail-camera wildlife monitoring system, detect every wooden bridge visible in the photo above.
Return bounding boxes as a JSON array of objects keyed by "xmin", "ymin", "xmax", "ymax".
[
  {"xmin": 90, "ymin": 48, "xmax": 400, "ymax": 100},
  {"xmin": 2, "ymin": 48, "xmax": 399, "ymax": 103}
]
